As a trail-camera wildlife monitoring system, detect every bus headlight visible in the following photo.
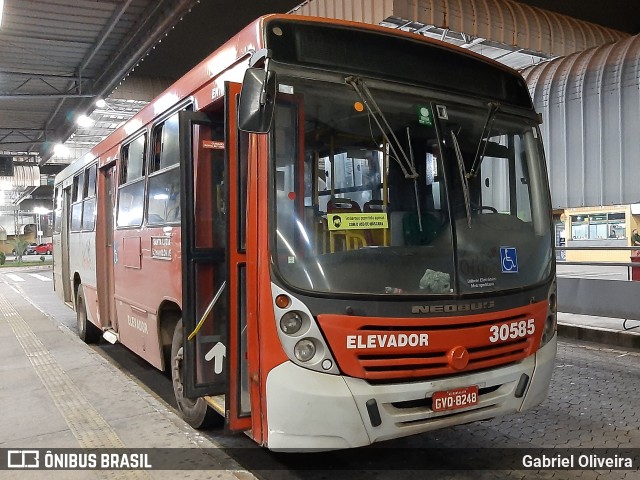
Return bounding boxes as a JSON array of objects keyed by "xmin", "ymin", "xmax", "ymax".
[
  {"xmin": 272, "ymin": 283, "xmax": 339, "ymax": 375},
  {"xmin": 280, "ymin": 311, "xmax": 303, "ymax": 335},
  {"xmin": 540, "ymin": 286, "xmax": 557, "ymax": 347},
  {"xmin": 294, "ymin": 339, "xmax": 316, "ymax": 362}
]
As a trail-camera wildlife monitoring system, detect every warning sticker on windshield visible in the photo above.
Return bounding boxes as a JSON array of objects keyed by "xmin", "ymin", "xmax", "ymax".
[
  {"xmin": 417, "ymin": 105, "xmax": 432, "ymax": 126},
  {"xmin": 327, "ymin": 213, "xmax": 388, "ymax": 230}
]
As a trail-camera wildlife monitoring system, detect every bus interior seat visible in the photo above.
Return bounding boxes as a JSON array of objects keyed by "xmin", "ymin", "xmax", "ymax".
[
  {"xmin": 390, "ymin": 211, "xmax": 444, "ymax": 246},
  {"xmin": 363, "ymin": 200, "xmax": 386, "ymax": 212},
  {"xmin": 403, "ymin": 212, "xmax": 444, "ymax": 246},
  {"xmin": 326, "ymin": 198, "xmax": 366, "ymax": 252},
  {"xmin": 327, "ymin": 197, "xmax": 361, "ymax": 213},
  {"xmin": 363, "ymin": 200, "xmax": 389, "ymax": 246}
]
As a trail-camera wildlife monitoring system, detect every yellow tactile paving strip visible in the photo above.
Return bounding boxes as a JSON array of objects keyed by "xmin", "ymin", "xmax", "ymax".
[{"xmin": 0, "ymin": 294, "xmax": 150, "ymax": 480}]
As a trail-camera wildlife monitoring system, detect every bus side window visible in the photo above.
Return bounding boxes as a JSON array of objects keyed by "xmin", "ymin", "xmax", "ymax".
[
  {"xmin": 70, "ymin": 173, "xmax": 83, "ymax": 232},
  {"xmin": 148, "ymin": 113, "xmax": 181, "ymax": 225},
  {"xmin": 117, "ymin": 134, "xmax": 146, "ymax": 228},
  {"xmin": 82, "ymin": 164, "xmax": 97, "ymax": 231},
  {"xmin": 53, "ymin": 187, "xmax": 62, "ymax": 234}
]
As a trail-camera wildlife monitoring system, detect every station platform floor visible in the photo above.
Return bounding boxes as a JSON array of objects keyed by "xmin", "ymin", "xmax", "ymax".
[
  {"xmin": 1, "ymin": 273, "xmax": 639, "ymax": 477},
  {"xmin": 0, "ymin": 279, "xmax": 257, "ymax": 479}
]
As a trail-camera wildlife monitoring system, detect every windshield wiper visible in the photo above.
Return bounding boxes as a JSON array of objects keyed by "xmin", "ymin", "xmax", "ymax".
[
  {"xmin": 345, "ymin": 76, "xmax": 424, "ymax": 231},
  {"xmin": 345, "ymin": 76, "xmax": 418, "ymax": 180},
  {"xmin": 406, "ymin": 126, "xmax": 423, "ymax": 231},
  {"xmin": 451, "ymin": 129, "xmax": 472, "ymax": 228},
  {"xmin": 468, "ymin": 102, "xmax": 501, "ymax": 178}
]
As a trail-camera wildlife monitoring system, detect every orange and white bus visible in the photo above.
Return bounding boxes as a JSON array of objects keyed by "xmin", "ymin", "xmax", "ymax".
[{"xmin": 53, "ymin": 14, "xmax": 557, "ymax": 451}]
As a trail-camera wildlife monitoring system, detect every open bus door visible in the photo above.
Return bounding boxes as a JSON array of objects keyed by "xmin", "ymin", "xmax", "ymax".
[{"xmin": 178, "ymin": 82, "xmax": 252, "ymax": 432}]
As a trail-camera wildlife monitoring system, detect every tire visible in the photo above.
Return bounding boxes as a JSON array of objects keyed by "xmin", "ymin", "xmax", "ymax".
[
  {"xmin": 170, "ymin": 319, "xmax": 219, "ymax": 429},
  {"xmin": 76, "ymin": 287, "xmax": 101, "ymax": 343}
]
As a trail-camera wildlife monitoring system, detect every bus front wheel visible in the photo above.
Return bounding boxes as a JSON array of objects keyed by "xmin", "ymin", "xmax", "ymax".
[
  {"xmin": 170, "ymin": 319, "xmax": 218, "ymax": 429},
  {"xmin": 76, "ymin": 287, "xmax": 101, "ymax": 344}
]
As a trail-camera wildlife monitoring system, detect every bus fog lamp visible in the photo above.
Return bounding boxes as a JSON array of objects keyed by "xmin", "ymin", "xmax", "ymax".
[
  {"xmin": 540, "ymin": 315, "xmax": 556, "ymax": 347},
  {"xmin": 280, "ymin": 311, "xmax": 303, "ymax": 335},
  {"xmin": 294, "ymin": 339, "xmax": 316, "ymax": 362},
  {"xmin": 548, "ymin": 293, "xmax": 557, "ymax": 313}
]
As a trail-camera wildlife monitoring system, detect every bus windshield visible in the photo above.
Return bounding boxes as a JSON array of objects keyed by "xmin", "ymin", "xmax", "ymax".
[{"xmin": 271, "ymin": 76, "xmax": 553, "ymax": 296}]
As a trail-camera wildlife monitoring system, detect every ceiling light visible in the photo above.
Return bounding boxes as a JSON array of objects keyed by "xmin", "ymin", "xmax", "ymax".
[
  {"xmin": 0, "ymin": 1, "xmax": 4, "ymax": 30},
  {"xmin": 53, "ymin": 143, "xmax": 70, "ymax": 158},
  {"xmin": 77, "ymin": 115, "xmax": 94, "ymax": 128}
]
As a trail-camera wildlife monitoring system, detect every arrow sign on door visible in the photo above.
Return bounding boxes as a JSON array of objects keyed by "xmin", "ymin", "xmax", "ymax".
[{"xmin": 205, "ymin": 342, "xmax": 226, "ymax": 374}]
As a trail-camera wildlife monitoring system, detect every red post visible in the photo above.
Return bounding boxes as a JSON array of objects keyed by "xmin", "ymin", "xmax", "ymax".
[{"xmin": 631, "ymin": 253, "xmax": 640, "ymax": 281}]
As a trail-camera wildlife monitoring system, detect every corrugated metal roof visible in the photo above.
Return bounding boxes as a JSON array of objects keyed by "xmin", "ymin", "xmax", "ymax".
[{"xmin": 522, "ymin": 34, "xmax": 640, "ymax": 208}]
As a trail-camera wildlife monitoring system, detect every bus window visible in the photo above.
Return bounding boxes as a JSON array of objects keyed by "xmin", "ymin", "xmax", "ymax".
[
  {"xmin": 85, "ymin": 163, "xmax": 97, "ymax": 197},
  {"xmin": 70, "ymin": 173, "xmax": 83, "ymax": 232},
  {"xmin": 82, "ymin": 164, "xmax": 97, "ymax": 231},
  {"xmin": 72, "ymin": 172, "xmax": 83, "ymax": 203},
  {"xmin": 117, "ymin": 134, "xmax": 146, "ymax": 227},
  {"xmin": 53, "ymin": 187, "xmax": 62, "ymax": 234},
  {"xmin": 121, "ymin": 134, "xmax": 146, "ymax": 183},
  {"xmin": 148, "ymin": 114, "xmax": 181, "ymax": 224}
]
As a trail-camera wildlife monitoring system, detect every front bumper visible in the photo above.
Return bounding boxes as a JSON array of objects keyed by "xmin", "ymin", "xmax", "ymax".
[{"xmin": 265, "ymin": 334, "xmax": 557, "ymax": 451}]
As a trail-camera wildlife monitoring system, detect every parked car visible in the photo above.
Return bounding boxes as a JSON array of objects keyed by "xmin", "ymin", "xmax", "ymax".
[
  {"xmin": 12, "ymin": 243, "xmax": 37, "ymax": 256},
  {"xmin": 31, "ymin": 243, "xmax": 53, "ymax": 255}
]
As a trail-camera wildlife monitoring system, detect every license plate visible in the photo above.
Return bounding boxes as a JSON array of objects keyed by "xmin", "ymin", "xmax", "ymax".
[{"xmin": 432, "ymin": 385, "xmax": 479, "ymax": 412}]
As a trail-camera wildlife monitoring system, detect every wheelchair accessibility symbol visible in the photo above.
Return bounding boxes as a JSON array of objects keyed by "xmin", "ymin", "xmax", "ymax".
[{"xmin": 500, "ymin": 247, "xmax": 518, "ymax": 273}]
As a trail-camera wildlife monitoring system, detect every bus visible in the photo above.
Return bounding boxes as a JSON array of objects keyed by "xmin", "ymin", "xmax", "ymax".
[{"xmin": 53, "ymin": 14, "xmax": 557, "ymax": 451}]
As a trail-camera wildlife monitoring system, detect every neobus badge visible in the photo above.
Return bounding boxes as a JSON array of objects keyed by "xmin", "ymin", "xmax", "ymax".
[{"xmin": 411, "ymin": 301, "xmax": 495, "ymax": 314}]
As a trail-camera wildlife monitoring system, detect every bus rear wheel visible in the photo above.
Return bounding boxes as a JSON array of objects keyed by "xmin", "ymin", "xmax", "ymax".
[
  {"xmin": 170, "ymin": 319, "xmax": 219, "ymax": 429},
  {"xmin": 76, "ymin": 288, "xmax": 101, "ymax": 343}
]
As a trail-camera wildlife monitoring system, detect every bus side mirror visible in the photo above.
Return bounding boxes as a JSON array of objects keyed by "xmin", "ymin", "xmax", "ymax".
[{"xmin": 238, "ymin": 68, "xmax": 276, "ymax": 133}]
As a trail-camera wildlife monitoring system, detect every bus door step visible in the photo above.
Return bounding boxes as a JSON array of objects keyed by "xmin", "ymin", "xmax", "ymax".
[
  {"xmin": 204, "ymin": 394, "xmax": 225, "ymax": 415},
  {"xmin": 102, "ymin": 329, "xmax": 119, "ymax": 344}
]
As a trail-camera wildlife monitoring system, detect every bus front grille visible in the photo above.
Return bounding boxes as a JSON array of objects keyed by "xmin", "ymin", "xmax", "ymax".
[{"xmin": 317, "ymin": 301, "xmax": 547, "ymax": 382}]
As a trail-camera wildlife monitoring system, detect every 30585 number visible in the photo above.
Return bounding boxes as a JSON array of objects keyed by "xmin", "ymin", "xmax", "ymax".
[{"xmin": 489, "ymin": 319, "xmax": 535, "ymax": 343}]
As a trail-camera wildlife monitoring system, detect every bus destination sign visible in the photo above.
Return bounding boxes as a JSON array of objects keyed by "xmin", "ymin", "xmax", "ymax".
[{"xmin": 151, "ymin": 236, "xmax": 172, "ymax": 260}]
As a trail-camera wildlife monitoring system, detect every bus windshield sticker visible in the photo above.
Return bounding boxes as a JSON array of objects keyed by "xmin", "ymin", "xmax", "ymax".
[
  {"xmin": 202, "ymin": 140, "xmax": 225, "ymax": 150},
  {"xmin": 417, "ymin": 105, "xmax": 432, "ymax": 126},
  {"xmin": 436, "ymin": 104, "xmax": 448, "ymax": 119},
  {"xmin": 326, "ymin": 212, "xmax": 388, "ymax": 231},
  {"xmin": 278, "ymin": 84, "xmax": 294, "ymax": 94},
  {"xmin": 500, "ymin": 246, "xmax": 518, "ymax": 273}
]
